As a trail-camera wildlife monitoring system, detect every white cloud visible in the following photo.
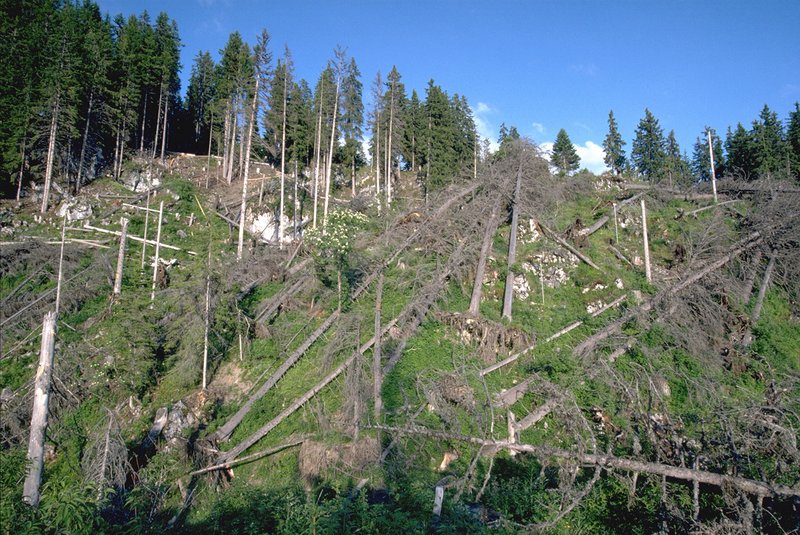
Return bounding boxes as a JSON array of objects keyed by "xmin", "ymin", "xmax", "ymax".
[
  {"xmin": 532, "ymin": 122, "xmax": 545, "ymax": 135},
  {"xmin": 570, "ymin": 63, "xmax": 598, "ymax": 77},
  {"xmin": 538, "ymin": 140, "xmax": 608, "ymax": 175},
  {"xmin": 472, "ymin": 103, "xmax": 499, "ymax": 153},
  {"xmin": 575, "ymin": 141, "xmax": 608, "ymax": 174}
]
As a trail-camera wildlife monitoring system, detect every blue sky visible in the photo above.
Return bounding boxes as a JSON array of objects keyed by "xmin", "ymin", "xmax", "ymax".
[{"xmin": 96, "ymin": 0, "xmax": 800, "ymax": 172}]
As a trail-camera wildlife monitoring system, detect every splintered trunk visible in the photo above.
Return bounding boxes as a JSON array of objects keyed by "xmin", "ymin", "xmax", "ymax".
[
  {"xmin": 222, "ymin": 106, "xmax": 231, "ymax": 182},
  {"xmin": 323, "ymin": 79, "xmax": 340, "ymax": 229},
  {"xmin": 41, "ymin": 96, "xmax": 60, "ymax": 213},
  {"xmin": 641, "ymin": 198, "xmax": 652, "ymax": 282},
  {"xmin": 112, "ymin": 217, "xmax": 129, "ymax": 298},
  {"xmin": 294, "ymin": 161, "xmax": 300, "ymax": 239},
  {"xmin": 23, "ymin": 311, "xmax": 57, "ymax": 507},
  {"xmin": 470, "ymin": 197, "xmax": 502, "ymax": 315},
  {"xmin": 373, "ymin": 273, "xmax": 384, "ymax": 420},
  {"xmin": 17, "ymin": 138, "xmax": 27, "ymax": 203},
  {"xmin": 502, "ymin": 166, "xmax": 522, "ymax": 320},
  {"xmin": 708, "ymin": 130, "xmax": 718, "ymax": 203},
  {"xmin": 77, "ymin": 90, "xmax": 93, "ymax": 193}
]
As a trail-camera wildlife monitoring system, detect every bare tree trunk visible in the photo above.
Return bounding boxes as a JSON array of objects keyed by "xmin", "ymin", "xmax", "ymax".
[
  {"xmin": 312, "ymin": 89, "xmax": 324, "ymax": 228},
  {"xmin": 741, "ymin": 250, "xmax": 763, "ymax": 303},
  {"xmin": 279, "ymin": 77, "xmax": 287, "ymax": 244},
  {"xmin": 140, "ymin": 190, "xmax": 151, "ymax": 270},
  {"xmin": 41, "ymin": 97, "xmax": 59, "ymax": 213},
  {"xmin": 294, "ymin": 162, "xmax": 300, "ymax": 239},
  {"xmin": 641, "ymin": 198, "xmax": 652, "ymax": 282},
  {"xmin": 375, "ymin": 111, "xmax": 381, "ymax": 211},
  {"xmin": 323, "ymin": 79, "xmax": 340, "ymax": 229},
  {"xmin": 238, "ymin": 73, "xmax": 260, "ymax": 261},
  {"xmin": 373, "ymin": 273, "xmax": 384, "ymax": 421},
  {"xmin": 502, "ymin": 166, "xmax": 522, "ymax": 320},
  {"xmin": 743, "ymin": 250, "xmax": 776, "ymax": 347},
  {"xmin": 54, "ymin": 216, "xmax": 66, "ymax": 314},
  {"xmin": 112, "ymin": 217, "xmax": 129, "ymax": 298},
  {"xmin": 16, "ymin": 138, "xmax": 27, "ymax": 203},
  {"xmin": 387, "ymin": 82, "xmax": 395, "ymax": 207},
  {"xmin": 139, "ymin": 91, "xmax": 148, "ymax": 153},
  {"xmin": 708, "ymin": 130, "xmax": 718, "ymax": 204},
  {"xmin": 23, "ymin": 311, "xmax": 56, "ymax": 507},
  {"xmin": 150, "ymin": 201, "xmax": 164, "ymax": 302},
  {"xmin": 76, "ymin": 90, "xmax": 93, "ymax": 193},
  {"xmin": 469, "ymin": 198, "xmax": 501, "ymax": 315},
  {"xmin": 202, "ymin": 264, "xmax": 211, "ymax": 390},
  {"xmin": 206, "ymin": 112, "xmax": 214, "ymax": 188},
  {"xmin": 160, "ymin": 96, "xmax": 168, "ymax": 163},
  {"xmin": 152, "ymin": 83, "xmax": 163, "ymax": 159},
  {"xmin": 222, "ymin": 106, "xmax": 231, "ymax": 183}
]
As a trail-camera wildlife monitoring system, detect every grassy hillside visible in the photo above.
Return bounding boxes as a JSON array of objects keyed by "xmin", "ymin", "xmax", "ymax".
[{"xmin": 1, "ymin": 145, "xmax": 798, "ymax": 534}]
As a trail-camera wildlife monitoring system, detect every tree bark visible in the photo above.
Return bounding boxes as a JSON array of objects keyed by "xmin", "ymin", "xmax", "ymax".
[
  {"xmin": 238, "ymin": 73, "xmax": 259, "ymax": 261},
  {"xmin": 312, "ymin": 85, "xmax": 324, "ymax": 228},
  {"xmin": 469, "ymin": 196, "xmax": 502, "ymax": 315},
  {"xmin": 279, "ymin": 74, "xmax": 287, "ymax": 244},
  {"xmin": 112, "ymin": 217, "xmax": 129, "ymax": 298},
  {"xmin": 160, "ymin": 96, "xmax": 168, "ymax": 163},
  {"xmin": 502, "ymin": 165, "xmax": 523, "ymax": 319},
  {"xmin": 743, "ymin": 250, "xmax": 776, "ymax": 346},
  {"xmin": 152, "ymin": 83, "xmax": 164, "ymax": 159},
  {"xmin": 23, "ymin": 311, "xmax": 57, "ymax": 507}
]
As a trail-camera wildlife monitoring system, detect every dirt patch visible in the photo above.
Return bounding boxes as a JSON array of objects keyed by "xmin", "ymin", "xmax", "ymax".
[
  {"xmin": 207, "ymin": 361, "xmax": 251, "ymax": 405},
  {"xmin": 298, "ymin": 436, "xmax": 380, "ymax": 489}
]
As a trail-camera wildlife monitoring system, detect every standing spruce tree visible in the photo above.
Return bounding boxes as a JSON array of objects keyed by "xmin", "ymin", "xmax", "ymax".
[
  {"xmin": 631, "ymin": 108, "xmax": 666, "ymax": 181},
  {"xmin": 692, "ymin": 127, "xmax": 725, "ymax": 183},
  {"xmin": 186, "ymin": 51, "xmax": 217, "ymax": 152},
  {"xmin": 603, "ymin": 110, "xmax": 626, "ymax": 175},
  {"xmin": 340, "ymin": 57, "xmax": 364, "ymax": 195},
  {"xmin": 663, "ymin": 130, "xmax": 690, "ymax": 187},
  {"xmin": 751, "ymin": 104, "xmax": 787, "ymax": 177},
  {"xmin": 788, "ymin": 102, "xmax": 800, "ymax": 180},
  {"xmin": 383, "ymin": 66, "xmax": 405, "ymax": 206},
  {"xmin": 725, "ymin": 123, "xmax": 755, "ymax": 179},
  {"xmin": 551, "ymin": 128, "xmax": 580, "ymax": 176},
  {"xmin": 403, "ymin": 89, "xmax": 425, "ymax": 173}
]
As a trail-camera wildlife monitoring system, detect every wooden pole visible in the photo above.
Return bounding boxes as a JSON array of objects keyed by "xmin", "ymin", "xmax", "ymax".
[
  {"xmin": 150, "ymin": 201, "xmax": 164, "ymax": 302},
  {"xmin": 112, "ymin": 217, "xmax": 129, "ymax": 298},
  {"xmin": 23, "ymin": 311, "xmax": 57, "ymax": 507},
  {"xmin": 707, "ymin": 130, "xmax": 718, "ymax": 204},
  {"xmin": 641, "ymin": 198, "xmax": 652, "ymax": 283}
]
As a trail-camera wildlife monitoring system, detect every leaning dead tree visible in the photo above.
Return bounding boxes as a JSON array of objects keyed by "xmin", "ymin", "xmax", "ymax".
[{"xmin": 501, "ymin": 159, "xmax": 523, "ymax": 320}]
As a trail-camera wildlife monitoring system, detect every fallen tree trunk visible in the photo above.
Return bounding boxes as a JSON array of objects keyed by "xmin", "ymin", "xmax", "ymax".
[
  {"xmin": 254, "ymin": 278, "xmax": 308, "ymax": 323},
  {"xmin": 217, "ymin": 316, "xmax": 401, "ymax": 464},
  {"xmin": 365, "ymin": 424, "xmax": 800, "ymax": 498},
  {"xmin": 209, "ymin": 310, "xmax": 340, "ymax": 443},
  {"xmin": 479, "ymin": 295, "xmax": 626, "ymax": 376},
  {"xmin": 191, "ymin": 439, "xmax": 303, "ymax": 476},
  {"xmin": 514, "ymin": 398, "xmax": 559, "ymax": 433},
  {"xmin": 537, "ymin": 221, "xmax": 602, "ymax": 271},
  {"xmin": 579, "ymin": 192, "xmax": 644, "ymax": 237},
  {"xmin": 573, "ymin": 231, "xmax": 763, "ymax": 357}
]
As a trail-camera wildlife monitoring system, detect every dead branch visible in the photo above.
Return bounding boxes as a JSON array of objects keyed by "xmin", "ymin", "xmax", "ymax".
[
  {"xmin": 364, "ymin": 424, "xmax": 800, "ymax": 498},
  {"xmin": 537, "ymin": 220, "xmax": 602, "ymax": 271},
  {"xmin": 191, "ymin": 439, "xmax": 304, "ymax": 476}
]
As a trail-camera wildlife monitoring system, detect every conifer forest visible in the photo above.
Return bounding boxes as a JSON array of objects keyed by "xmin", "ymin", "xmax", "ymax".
[{"xmin": 1, "ymin": 2, "xmax": 799, "ymax": 533}]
